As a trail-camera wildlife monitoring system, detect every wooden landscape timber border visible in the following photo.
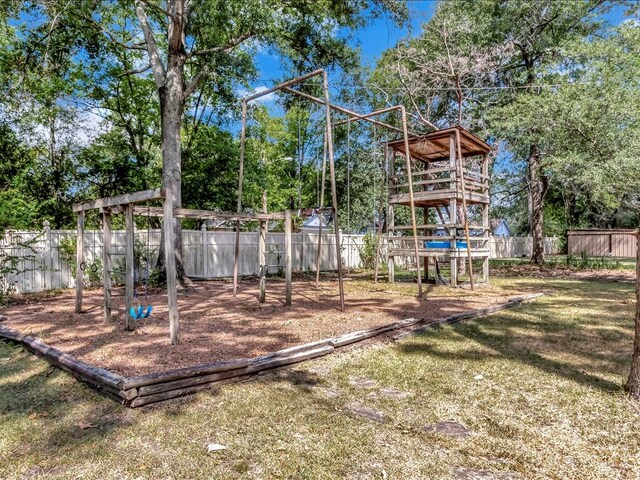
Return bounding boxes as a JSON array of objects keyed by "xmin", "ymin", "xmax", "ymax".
[{"xmin": 0, "ymin": 293, "xmax": 543, "ymax": 408}]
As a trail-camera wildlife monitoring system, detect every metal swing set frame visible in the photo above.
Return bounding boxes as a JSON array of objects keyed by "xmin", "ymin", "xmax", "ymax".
[{"xmin": 71, "ymin": 68, "xmax": 432, "ymax": 346}]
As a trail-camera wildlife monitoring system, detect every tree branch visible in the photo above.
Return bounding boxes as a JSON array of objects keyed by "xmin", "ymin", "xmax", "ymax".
[
  {"xmin": 117, "ymin": 64, "xmax": 152, "ymax": 77},
  {"xmin": 186, "ymin": 32, "xmax": 254, "ymax": 59},
  {"xmin": 134, "ymin": 0, "xmax": 166, "ymax": 88}
]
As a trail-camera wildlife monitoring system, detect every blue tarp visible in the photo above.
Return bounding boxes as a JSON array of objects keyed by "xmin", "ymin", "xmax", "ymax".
[{"xmin": 425, "ymin": 241, "xmax": 468, "ymax": 249}]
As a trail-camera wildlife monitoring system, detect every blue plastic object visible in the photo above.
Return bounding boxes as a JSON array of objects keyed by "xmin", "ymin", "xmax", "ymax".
[
  {"xmin": 129, "ymin": 305, "xmax": 153, "ymax": 320},
  {"xmin": 425, "ymin": 240, "xmax": 468, "ymax": 249}
]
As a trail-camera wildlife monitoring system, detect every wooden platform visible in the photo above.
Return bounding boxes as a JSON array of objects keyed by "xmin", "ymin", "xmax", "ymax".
[{"xmin": 389, "ymin": 190, "xmax": 489, "ymax": 207}]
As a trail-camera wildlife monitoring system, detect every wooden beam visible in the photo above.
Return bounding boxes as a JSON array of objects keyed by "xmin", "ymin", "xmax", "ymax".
[
  {"xmin": 75, "ymin": 211, "xmax": 84, "ymax": 313},
  {"xmin": 163, "ymin": 191, "xmax": 179, "ymax": 345},
  {"xmin": 285, "ymin": 209, "xmax": 292, "ymax": 306},
  {"xmin": 73, "ymin": 188, "xmax": 164, "ymax": 212},
  {"xmin": 132, "ymin": 206, "xmax": 285, "ymax": 221},
  {"xmin": 125, "ymin": 205, "xmax": 135, "ymax": 331},
  {"xmin": 102, "ymin": 210, "xmax": 112, "ymax": 323}
]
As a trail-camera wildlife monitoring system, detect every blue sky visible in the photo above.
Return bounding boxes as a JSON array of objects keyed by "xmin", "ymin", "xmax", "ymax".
[
  {"xmin": 250, "ymin": 1, "xmax": 437, "ymax": 95},
  {"xmin": 249, "ymin": 0, "xmax": 631, "ymax": 96}
]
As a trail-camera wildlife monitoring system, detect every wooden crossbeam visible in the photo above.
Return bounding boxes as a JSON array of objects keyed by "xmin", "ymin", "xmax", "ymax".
[
  {"xmin": 132, "ymin": 206, "xmax": 285, "ymax": 221},
  {"xmin": 72, "ymin": 188, "xmax": 164, "ymax": 212}
]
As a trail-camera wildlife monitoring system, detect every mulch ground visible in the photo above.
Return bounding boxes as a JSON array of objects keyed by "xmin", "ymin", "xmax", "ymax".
[{"xmin": 0, "ymin": 275, "xmax": 527, "ymax": 376}]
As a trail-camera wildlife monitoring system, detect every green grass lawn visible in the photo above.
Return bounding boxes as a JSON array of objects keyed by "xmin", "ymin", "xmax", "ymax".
[{"xmin": 1, "ymin": 277, "xmax": 639, "ymax": 479}]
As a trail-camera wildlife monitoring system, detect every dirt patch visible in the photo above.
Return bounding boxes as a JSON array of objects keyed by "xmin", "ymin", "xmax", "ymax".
[{"xmin": 1, "ymin": 276, "xmax": 526, "ymax": 376}]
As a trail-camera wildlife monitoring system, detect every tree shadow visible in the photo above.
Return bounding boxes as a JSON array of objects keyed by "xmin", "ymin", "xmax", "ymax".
[{"xmin": 396, "ymin": 286, "xmax": 634, "ymax": 394}]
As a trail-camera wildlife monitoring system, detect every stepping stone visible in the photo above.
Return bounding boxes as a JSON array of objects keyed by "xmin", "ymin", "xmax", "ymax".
[
  {"xmin": 379, "ymin": 388, "xmax": 410, "ymax": 399},
  {"xmin": 315, "ymin": 386, "xmax": 340, "ymax": 398},
  {"xmin": 346, "ymin": 402, "xmax": 385, "ymax": 423},
  {"xmin": 421, "ymin": 421, "xmax": 470, "ymax": 437},
  {"xmin": 348, "ymin": 377, "xmax": 378, "ymax": 389},
  {"xmin": 453, "ymin": 467, "xmax": 516, "ymax": 480}
]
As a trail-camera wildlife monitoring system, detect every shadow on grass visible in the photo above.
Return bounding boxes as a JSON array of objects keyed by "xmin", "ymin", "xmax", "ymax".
[{"xmin": 396, "ymin": 279, "xmax": 635, "ymax": 393}]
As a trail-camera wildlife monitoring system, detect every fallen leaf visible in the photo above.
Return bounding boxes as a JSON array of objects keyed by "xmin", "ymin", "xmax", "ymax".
[
  {"xmin": 207, "ymin": 443, "xmax": 227, "ymax": 453},
  {"xmin": 76, "ymin": 422, "xmax": 97, "ymax": 430}
]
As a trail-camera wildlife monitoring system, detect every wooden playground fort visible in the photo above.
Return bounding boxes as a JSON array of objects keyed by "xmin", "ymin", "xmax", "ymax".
[
  {"xmin": 386, "ymin": 128, "xmax": 492, "ymax": 287},
  {"xmin": 70, "ymin": 69, "xmax": 492, "ymax": 348}
]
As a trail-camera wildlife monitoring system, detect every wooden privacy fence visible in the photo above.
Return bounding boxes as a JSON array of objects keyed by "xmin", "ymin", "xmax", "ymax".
[
  {"xmin": 1, "ymin": 223, "xmax": 559, "ymax": 293},
  {"xmin": 567, "ymin": 229, "xmax": 638, "ymax": 257}
]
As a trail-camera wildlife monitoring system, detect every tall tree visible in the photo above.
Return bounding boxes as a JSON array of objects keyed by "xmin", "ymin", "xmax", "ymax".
[{"xmin": 5, "ymin": 0, "xmax": 406, "ymax": 280}]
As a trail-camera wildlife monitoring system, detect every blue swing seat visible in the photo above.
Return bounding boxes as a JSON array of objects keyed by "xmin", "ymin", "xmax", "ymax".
[{"xmin": 130, "ymin": 305, "xmax": 153, "ymax": 320}]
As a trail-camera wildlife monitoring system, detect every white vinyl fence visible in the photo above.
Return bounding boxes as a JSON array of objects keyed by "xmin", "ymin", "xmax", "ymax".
[{"xmin": 1, "ymin": 222, "xmax": 559, "ymax": 293}]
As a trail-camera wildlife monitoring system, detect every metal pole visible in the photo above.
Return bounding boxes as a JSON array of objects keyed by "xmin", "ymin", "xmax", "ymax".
[
  {"xmin": 315, "ymin": 128, "xmax": 328, "ymax": 288},
  {"xmin": 233, "ymin": 101, "xmax": 248, "ymax": 297},
  {"xmin": 323, "ymin": 71, "xmax": 345, "ymax": 311},
  {"xmin": 400, "ymin": 106, "xmax": 423, "ymax": 297},
  {"xmin": 281, "ymin": 87, "xmax": 414, "ymax": 136}
]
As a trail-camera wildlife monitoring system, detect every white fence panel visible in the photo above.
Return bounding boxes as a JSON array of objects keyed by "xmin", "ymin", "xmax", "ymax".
[{"xmin": 2, "ymin": 225, "xmax": 561, "ymax": 293}]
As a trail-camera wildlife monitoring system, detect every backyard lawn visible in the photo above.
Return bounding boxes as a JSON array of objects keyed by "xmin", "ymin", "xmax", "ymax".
[{"xmin": 1, "ymin": 276, "xmax": 639, "ymax": 479}]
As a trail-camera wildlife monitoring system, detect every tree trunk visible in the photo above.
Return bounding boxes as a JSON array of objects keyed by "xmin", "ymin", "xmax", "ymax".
[
  {"xmin": 528, "ymin": 144, "xmax": 546, "ymax": 264},
  {"xmin": 627, "ymin": 232, "xmax": 640, "ymax": 398},
  {"xmin": 157, "ymin": 58, "xmax": 188, "ymax": 283}
]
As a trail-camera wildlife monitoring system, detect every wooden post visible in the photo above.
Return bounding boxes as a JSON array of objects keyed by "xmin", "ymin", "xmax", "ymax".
[
  {"xmin": 259, "ymin": 191, "xmax": 267, "ymax": 303},
  {"xmin": 387, "ymin": 149, "xmax": 395, "ymax": 284},
  {"xmin": 75, "ymin": 211, "xmax": 84, "ymax": 313},
  {"xmin": 455, "ymin": 129, "xmax": 475, "ymax": 290},
  {"xmin": 482, "ymin": 154, "xmax": 490, "ymax": 283},
  {"xmin": 285, "ymin": 209, "xmax": 292, "ymax": 306},
  {"xmin": 43, "ymin": 220, "xmax": 51, "ymax": 289},
  {"xmin": 125, "ymin": 204, "xmax": 135, "ymax": 331},
  {"xmin": 163, "ymin": 190, "xmax": 180, "ymax": 345},
  {"xmin": 201, "ymin": 223, "xmax": 208, "ymax": 278},
  {"xmin": 322, "ymin": 71, "xmax": 345, "ymax": 311},
  {"xmin": 449, "ymin": 133, "xmax": 458, "ymax": 287},
  {"xmin": 101, "ymin": 209, "xmax": 112, "ymax": 323}
]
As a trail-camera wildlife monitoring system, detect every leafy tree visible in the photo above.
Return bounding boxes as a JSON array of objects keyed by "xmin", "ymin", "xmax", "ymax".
[{"xmin": 4, "ymin": 0, "xmax": 407, "ymax": 280}]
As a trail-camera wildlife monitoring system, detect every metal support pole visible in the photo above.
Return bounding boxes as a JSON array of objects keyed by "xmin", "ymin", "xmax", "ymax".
[
  {"xmin": 233, "ymin": 101, "xmax": 248, "ymax": 297},
  {"xmin": 400, "ymin": 106, "xmax": 423, "ymax": 297},
  {"xmin": 315, "ymin": 128, "xmax": 328, "ymax": 288},
  {"xmin": 323, "ymin": 71, "xmax": 345, "ymax": 311}
]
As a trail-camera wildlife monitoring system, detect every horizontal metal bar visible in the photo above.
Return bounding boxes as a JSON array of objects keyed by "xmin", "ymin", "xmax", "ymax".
[{"xmin": 243, "ymin": 69, "xmax": 324, "ymax": 103}]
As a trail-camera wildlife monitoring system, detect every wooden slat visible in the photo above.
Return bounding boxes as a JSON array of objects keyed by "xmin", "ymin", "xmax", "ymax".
[{"xmin": 73, "ymin": 188, "xmax": 164, "ymax": 212}]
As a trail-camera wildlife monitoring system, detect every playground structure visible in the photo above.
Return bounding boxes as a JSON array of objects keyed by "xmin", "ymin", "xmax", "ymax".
[
  {"xmin": 386, "ymin": 127, "xmax": 491, "ymax": 287},
  {"xmin": 70, "ymin": 69, "xmax": 492, "ymax": 346}
]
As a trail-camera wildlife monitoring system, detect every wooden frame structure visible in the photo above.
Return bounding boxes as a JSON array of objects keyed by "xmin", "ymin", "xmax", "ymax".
[
  {"xmin": 72, "ymin": 189, "xmax": 298, "ymax": 345},
  {"xmin": 386, "ymin": 127, "xmax": 492, "ymax": 287},
  {"xmin": 72, "ymin": 188, "xmax": 182, "ymax": 344}
]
